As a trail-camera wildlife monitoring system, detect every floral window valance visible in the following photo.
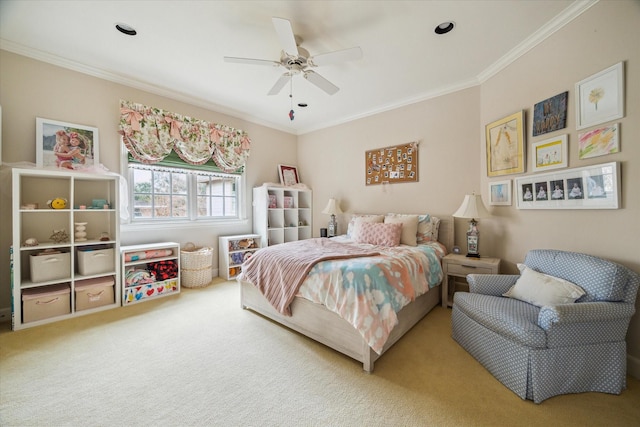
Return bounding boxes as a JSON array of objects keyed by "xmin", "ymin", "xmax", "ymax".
[{"xmin": 119, "ymin": 100, "xmax": 251, "ymax": 173}]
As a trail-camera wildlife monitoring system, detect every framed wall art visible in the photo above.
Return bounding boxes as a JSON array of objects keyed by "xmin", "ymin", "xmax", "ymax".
[
  {"xmin": 515, "ymin": 161, "xmax": 619, "ymax": 210},
  {"xmin": 278, "ymin": 164, "xmax": 300, "ymax": 186},
  {"xmin": 485, "ymin": 110, "xmax": 526, "ymax": 177},
  {"xmin": 532, "ymin": 91, "xmax": 568, "ymax": 136},
  {"xmin": 489, "ymin": 180, "xmax": 512, "ymax": 206},
  {"xmin": 531, "ymin": 134, "xmax": 568, "ymax": 172},
  {"xmin": 365, "ymin": 141, "xmax": 418, "ymax": 186},
  {"xmin": 575, "ymin": 62, "xmax": 624, "ymax": 130},
  {"xmin": 36, "ymin": 118, "xmax": 99, "ymax": 169},
  {"xmin": 578, "ymin": 123, "xmax": 619, "ymax": 159}
]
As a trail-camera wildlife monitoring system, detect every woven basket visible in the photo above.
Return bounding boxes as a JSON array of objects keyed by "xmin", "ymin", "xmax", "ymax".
[{"xmin": 180, "ymin": 243, "xmax": 213, "ymax": 288}]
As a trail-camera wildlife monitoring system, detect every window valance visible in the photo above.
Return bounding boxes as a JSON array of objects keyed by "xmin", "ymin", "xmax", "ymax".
[{"xmin": 119, "ymin": 100, "xmax": 251, "ymax": 173}]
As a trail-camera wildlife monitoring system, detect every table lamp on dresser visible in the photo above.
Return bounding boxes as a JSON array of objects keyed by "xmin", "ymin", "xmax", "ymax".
[
  {"xmin": 321, "ymin": 198, "xmax": 342, "ymax": 237},
  {"xmin": 452, "ymin": 192, "xmax": 490, "ymax": 257}
]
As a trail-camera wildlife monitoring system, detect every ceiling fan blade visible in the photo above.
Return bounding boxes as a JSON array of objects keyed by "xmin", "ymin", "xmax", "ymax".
[
  {"xmin": 268, "ymin": 73, "xmax": 292, "ymax": 96},
  {"xmin": 303, "ymin": 70, "xmax": 339, "ymax": 95},
  {"xmin": 309, "ymin": 46, "xmax": 363, "ymax": 66},
  {"xmin": 223, "ymin": 56, "xmax": 281, "ymax": 67},
  {"xmin": 272, "ymin": 17, "xmax": 299, "ymax": 56}
]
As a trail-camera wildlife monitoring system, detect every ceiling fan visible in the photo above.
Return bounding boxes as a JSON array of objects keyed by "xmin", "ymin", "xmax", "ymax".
[{"xmin": 224, "ymin": 17, "xmax": 363, "ymax": 96}]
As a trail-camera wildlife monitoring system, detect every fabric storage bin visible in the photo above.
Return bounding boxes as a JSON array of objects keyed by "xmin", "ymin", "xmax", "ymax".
[
  {"xmin": 22, "ymin": 284, "xmax": 71, "ymax": 323},
  {"xmin": 77, "ymin": 247, "xmax": 115, "ymax": 276},
  {"xmin": 75, "ymin": 276, "xmax": 115, "ymax": 311},
  {"xmin": 30, "ymin": 251, "xmax": 71, "ymax": 283}
]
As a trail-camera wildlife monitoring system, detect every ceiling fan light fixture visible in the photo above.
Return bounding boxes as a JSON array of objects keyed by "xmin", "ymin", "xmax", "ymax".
[
  {"xmin": 115, "ymin": 23, "xmax": 137, "ymax": 36},
  {"xmin": 434, "ymin": 21, "xmax": 455, "ymax": 35}
]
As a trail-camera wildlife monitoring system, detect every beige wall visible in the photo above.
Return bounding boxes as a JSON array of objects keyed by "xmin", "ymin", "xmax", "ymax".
[
  {"xmin": 300, "ymin": 1, "xmax": 640, "ymax": 376},
  {"xmin": 1, "ymin": 1, "xmax": 638, "ymax": 376}
]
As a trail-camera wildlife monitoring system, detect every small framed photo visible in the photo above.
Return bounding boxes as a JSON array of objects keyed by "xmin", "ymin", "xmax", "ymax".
[
  {"xmin": 575, "ymin": 62, "xmax": 624, "ymax": 130},
  {"xmin": 488, "ymin": 180, "xmax": 512, "ymax": 206},
  {"xmin": 278, "ymin": 164, "xmax": 300, "ymax": 186},
  {"xmin": 531, "ymin": 134, "xmax": 568, "ymax": 172},
  {"xmin": 485, "ymin": 110, "xmax": 526, "ymax": 177},
  {"xmin": 36, "ymin": 118, "xmax": 99, "ymax": 169},
  {"xmin": 532, "ymin": 91, "xmax": 568, "ymax": 136},
  {"xmin": 578, "ymin": 123, "xmax": 619, "ymax": 159}
]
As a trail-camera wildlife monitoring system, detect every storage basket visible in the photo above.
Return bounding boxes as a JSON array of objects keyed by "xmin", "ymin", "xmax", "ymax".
[{"xmin": 180, "ymin": 243, "xmax": 213, "ymax": 288}]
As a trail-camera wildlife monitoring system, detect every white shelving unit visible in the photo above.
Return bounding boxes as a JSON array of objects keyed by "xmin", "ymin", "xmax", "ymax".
[
  {"xmin": 121, "ymin": 242, "xmax": 180, "ymax": 305},
  {"xmin": 252, "ymin": 186, "xmax": 312, "ymax": 248},
  {"xmin": 10, "ymin": 168, "xmax": 120, "ymax": 330},
  {"xmin": 218, "ymin": 234, "xmax": 261, "ymax": 280}
]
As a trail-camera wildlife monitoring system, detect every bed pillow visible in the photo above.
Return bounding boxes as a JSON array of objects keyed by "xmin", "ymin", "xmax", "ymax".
[
  {"xmin": 353, "ymin": 222, "xmax": 402, "ymax": 246},
  {"xmin": 346, "ymin": 214, "xmax": 385, "ymax": 239},
  {"xmin": 503, "ymin": 264, "xmax": 586, "ymax": 307},
  {"xmin": 387, "ymin": 213, "xmax": 441, "ymax": 244},
  {"xmin": 383, "ymin": 214, "xmax": 418, "ymax": 246}
]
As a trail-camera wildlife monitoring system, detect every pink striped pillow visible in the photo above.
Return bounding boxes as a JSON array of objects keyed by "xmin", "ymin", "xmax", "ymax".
[{"xmin": 354, "ymin": 222, "xmax": 402, "ymax": 246}]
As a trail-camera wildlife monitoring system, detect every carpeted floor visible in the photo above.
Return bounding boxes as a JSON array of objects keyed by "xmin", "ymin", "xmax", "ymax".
[{"xmin": 1, "ymin": 279, "xmax": 639, "ymax": 426}]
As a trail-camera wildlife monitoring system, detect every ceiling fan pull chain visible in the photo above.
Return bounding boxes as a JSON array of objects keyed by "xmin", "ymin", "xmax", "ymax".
[{"xmin": 289, "ymin": 75, "xmax": 295, "ymax": 121}]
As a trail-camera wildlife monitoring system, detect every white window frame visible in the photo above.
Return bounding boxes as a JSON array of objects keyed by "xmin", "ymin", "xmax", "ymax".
[{"xmin": 120, "ymin": 145, "xmax": 247, "ymax": 226}]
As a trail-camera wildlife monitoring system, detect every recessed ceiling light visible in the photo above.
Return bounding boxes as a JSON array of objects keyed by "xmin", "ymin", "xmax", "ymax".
[
  {"xmin": 434, "ymin": 21, "xmax": 455, "ymax": 35},
  {"xmin": 298, "ymin": 103, "xmax": 308, "ymax": 108},
  {"xmin": 115, "ymin": 23, "xmax": 137, "ymax": 36}
]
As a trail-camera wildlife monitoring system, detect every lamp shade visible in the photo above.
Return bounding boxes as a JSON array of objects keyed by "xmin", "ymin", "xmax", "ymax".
[
  {"xmin": 452, "ymin": 193, "xmax": 489, "ymax": 219},
  {"xmin": 322, "ymin": 198, "xmax": 342, "ymax": 215}
]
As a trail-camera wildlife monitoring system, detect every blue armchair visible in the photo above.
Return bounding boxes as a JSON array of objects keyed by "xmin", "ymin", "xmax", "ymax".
[{"xmin": 451, "ymin": 249, "xmax": 640, "ymax": 403}]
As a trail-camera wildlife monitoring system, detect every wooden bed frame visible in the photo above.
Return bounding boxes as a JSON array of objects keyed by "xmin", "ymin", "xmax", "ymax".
[{"xmin": 240, "ymin": 216, "xmax": 454, "ymax": 372}]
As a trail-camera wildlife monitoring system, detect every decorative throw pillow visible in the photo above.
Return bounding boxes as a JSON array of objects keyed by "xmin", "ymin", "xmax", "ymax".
[
  {"xmin": 346, "ymin": 214, "xmax": 384, "ymax": 239},
  {"xmin": 384, "ymin": 214, "xmax": 419, "ymax": 246},
  {"xmin": 354, "ymin": 222, "xmax": 402, "ymax": 246},
  {"xmin": 387, "ymin": 213, "xmax": 441, "ymax": 244},
  {"xmin": 503, "ymin": 264, "xmax": 586, "ymax": 307}
]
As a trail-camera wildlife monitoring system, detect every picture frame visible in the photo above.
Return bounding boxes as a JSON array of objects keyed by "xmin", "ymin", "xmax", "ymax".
[
  {"xmin": 578, "ymin": 123, "xmax": 619, "ymax": 160},
  {"xmin": 278, "ymin": 164, "xmax": 300, "ymax": 186},
  {"xmin": 485, "ymin": 110, "xmax": 526, "ymax": 177},
  {"xmin": 36, "ymin": 118, "xmax": 99, "ymax": 169},
  {"xmin": 532, "ymin": 91, "xmax": 568, "ymax": 136},
  {"xmin": 531, "ymin": 134, "xmax": 568, "ymax": 172},
  {"xmin": 489, "ymin": 180, "xmax": 512, "ymax": 206},
  {"xmin": 575, "ymin": 62, "xmax": 624, "ymax": 130},
  {"xmin": 515, "ymin": 161, "xmax": 619, "ymax": 210}
]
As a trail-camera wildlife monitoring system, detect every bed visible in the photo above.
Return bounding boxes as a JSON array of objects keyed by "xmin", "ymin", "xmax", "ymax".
[{"xmin": 238, "ymin": 214, "xmax": 453, "ymax": 372}]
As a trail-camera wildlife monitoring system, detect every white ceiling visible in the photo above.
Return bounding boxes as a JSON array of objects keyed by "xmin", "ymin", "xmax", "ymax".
[{"xmin": 0, "ymin": 1, "xmax": 596, "ymax": 135}]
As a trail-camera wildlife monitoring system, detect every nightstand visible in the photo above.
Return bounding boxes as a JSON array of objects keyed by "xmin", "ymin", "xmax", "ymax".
[{"xmin": 442, "ymin": 253, "xmax": 501, "ymax": 307}]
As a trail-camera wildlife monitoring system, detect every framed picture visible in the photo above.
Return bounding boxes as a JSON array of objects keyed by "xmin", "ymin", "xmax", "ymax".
[
  {"xmin": 575, "ymin": 62, "xmax": 624, "ymax": 130},
  {"xmin": 515, "ymin": 161, "xmax": 619, "ymax": 210},
  {"xmin": 36, "ymin": 118, "xmax": 99, "ymax": 169},
  {"xmin": 531, "ymin": 134, "xmax": 568, "ymax": 172},
  {"xmin": 578, "ymin": 123, "xmax": 619, "ymax": 159},
  {"xmin": 485, "ymin": 110, "xmax": 526, "ymax": 177},
  {"xmin": 489, "ymin": 180, "xmax": 512, "ymax": 206},
  {"xmin": 278, "ymin": 164, "xmax": 300, "ymax": 186},
  {"xmin": 532, "ymin": 91, "xmax": 568, "ymax": 136}
]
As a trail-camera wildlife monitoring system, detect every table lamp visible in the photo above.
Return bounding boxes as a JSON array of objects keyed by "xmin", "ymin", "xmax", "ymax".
[
  {"xmin": 452, "ymin": 192, "xmax": 490, "ymax": 257},
  {"xmin": 321, "ymin": 198, "xmax": 342, "ymax": 237}
]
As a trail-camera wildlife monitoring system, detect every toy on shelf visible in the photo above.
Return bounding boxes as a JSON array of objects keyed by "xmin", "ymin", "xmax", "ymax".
[{"xmin": 47, "ymin": 198, "xmax": 68, "ymax": 209}]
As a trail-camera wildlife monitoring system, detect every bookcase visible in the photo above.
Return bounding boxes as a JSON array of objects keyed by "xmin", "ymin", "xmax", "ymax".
[
  {"xmin": 10, "ymin": 168, "xmax": 120, "ymax": 330},
  {"xmin": 121, "ymin": 242, "xmax": 180, "ymax": 305},
  {"xmin": 219, "ymin": 234, "xmax": 260, "ymax": 280},
  {"xmin": 252, "ymin": 186, "xmax": 312, "ymax": 248}
]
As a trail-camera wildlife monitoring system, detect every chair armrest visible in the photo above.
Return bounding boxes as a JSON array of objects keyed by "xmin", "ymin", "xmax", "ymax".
[
  {"xmin": 538, "ymin": 302, "xmax": 636, "ymax": 330},
  {"xmin": 467, "ymin": 274, "xmax": 519, "ymax": 296}
]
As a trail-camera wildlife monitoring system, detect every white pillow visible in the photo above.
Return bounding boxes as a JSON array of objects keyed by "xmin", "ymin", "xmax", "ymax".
[
  {"xmin": 384, "ymin": 214, "xmax": 418, "ymax": 246},
  {"xmin": 503, "ymin": 264, "xmax": 586, "ymax": 307},
  {"xmin": 348, "ymin": 215, "xmax": 384, "ymax": 240}
]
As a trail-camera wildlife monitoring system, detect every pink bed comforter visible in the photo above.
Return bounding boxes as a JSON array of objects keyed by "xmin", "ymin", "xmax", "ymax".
[{"xmin": 238, "ymin": 238, "xmax": 379, "ymax": 315}]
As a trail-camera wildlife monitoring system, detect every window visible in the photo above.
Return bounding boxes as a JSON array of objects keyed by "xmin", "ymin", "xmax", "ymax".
[{"xmin": 128, "ymin": 162, "xmax": 241, "ymax": 222}]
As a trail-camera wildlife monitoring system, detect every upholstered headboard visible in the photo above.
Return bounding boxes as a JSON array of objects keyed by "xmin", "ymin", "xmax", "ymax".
[{"xmin": 436, "ymin": 215, "xmax": 454, "ymax": 254}]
